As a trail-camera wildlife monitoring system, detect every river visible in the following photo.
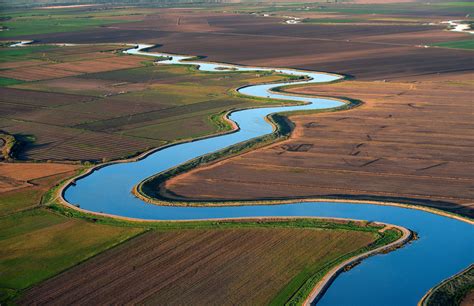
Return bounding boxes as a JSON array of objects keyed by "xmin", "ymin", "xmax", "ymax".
[{"xmin": 62, "ymin": 44, "xmax": 473, "ymax": 305}]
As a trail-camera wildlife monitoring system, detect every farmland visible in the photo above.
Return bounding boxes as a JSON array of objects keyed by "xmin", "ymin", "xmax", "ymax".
[
  {"xmin": 0, "ymin": 162, "xmax": 403, "ymax": 305},
  {"xmin": 432, "ymin": 39, "xmax": 474, "ymax": 50},
  {"xmin": 164, "ymin": 72, "xmax": 474, "ymax": 218},
  {"xmin": 1, "ymin": 3, "xmax": 472, "ymax": 163},
  {"xmin": 16, "ymin": 221, "xmax": 393, "ymax": 305},
  {"xmin": 0, "ymin": 43, "xmax": 285, "ymax": 161},
  {"xmin": 0, "ymin": 162, "xmax": 145, "ymax": 302},
  {"xmin": 0, "ymin": 1, "xmax": 473, "ymax": 305}
]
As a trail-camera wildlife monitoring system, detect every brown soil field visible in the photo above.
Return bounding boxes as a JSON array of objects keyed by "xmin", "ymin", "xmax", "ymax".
[
  {"xmin": 0, "ymin": 54, "xmax": 148, "ymax": 81},
  {"xmin": 0, "ymin": 162, "xmax": 79, "ymax": 213},
  {"xmin": 0, "ymin": 120, "xmax": 159, "ymax": 161},
  {"xmin": 46, "ymin": 56, "xmax": 146, "ymax": 74},
  {"xmin": 0, "ymin": 163, "xmax": 78, "ymax": 193},
  {"xmin": 15, "ymin": 12, "xmax": 472, "ymax": 80},
  {"xmin": 164, "ymin": 72, "xmax": 474, "ymax": 218},
  {"xmin": 0, "ymin": 60, "xmax": 44, "ymax": 69},
  {"xmin": 13, "ymin": 77, "xmax": 149, "ymax": 97},
  {"xmin": 0, "ymin": 87, "xmax": 95, "ymax": 107},
  {"xmin": 0, "ymin": 66, "xmax": 79, "ymax": 81},
  {"xmin": 461, "ymin": 290, "xmax": 474, "ymax": 306},
  {"xmin": 18, "ymin": 227, "xmax": 376, "ymax": 305}
]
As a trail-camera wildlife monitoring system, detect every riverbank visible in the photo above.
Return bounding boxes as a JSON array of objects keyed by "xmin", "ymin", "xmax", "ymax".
[
  {"xmin": 419, "ymin": 264, "xmax": 474, "ymax": 306},
  {"xmin": 55, "ymin": 45, "xmax": 474, "ymax": 305},
  {"xmin": 14, "ymin": 217, "xmax": 405, "ymax": 305},
  {"xmin": 305, "ymin": 225, "xmax": 412, "ymax": 305},
  {"xmin": 164, "ymin": 74, "xmax": 474, "ymax": 219}
]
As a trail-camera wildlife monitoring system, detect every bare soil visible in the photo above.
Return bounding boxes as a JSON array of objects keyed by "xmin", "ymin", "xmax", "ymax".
[
  {"xmin": 0, "ymin": 163, "xmax": 79, "ymax": 193},
  {"xmin": 0, "ymin": 54, "xmax": 147, "ymax": 81},
  {"xmin": 17, "ymin": 227, "xmax": 376, "ymax": 305},
  {"xmin": 461, "ymin": 289, "xmax": 474, "ymax": 306},
  {"xmin": 164, "ymin": 73, "xmax": 474, "ymax": 217},
  {"xmin": 15, "ymin": 12, "xmax": 472, "ymax": 80}
]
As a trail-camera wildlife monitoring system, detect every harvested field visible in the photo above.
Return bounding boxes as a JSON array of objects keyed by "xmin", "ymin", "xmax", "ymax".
[
  {"xmin": 0, "ymin": 163, "xmax": 79, "ymax": 193},
  {"xmin": 76, "ymin": 97, "xmax": 248, "ymax": 133},
  {"xmin": 0, "ymin": 163, "xmax": 79, "ymax": 214},
  {"xmin": 0, "ymin": 53, "xmax": 150, "ymax": 82},
  {"xmin": 163, "ymin": 73, "xmax": 474, "ymax": 217},
  {"xmin": 46, "ymin": 55, "xmax": 147, "ymax": 74},
  {"xmin": 18, "ymin": 227, "xmax": 377, "ymax": 305},
  {"xmin": 0, "ymin": 120, "xmax": 160, "ymax": 161},
  {"xmin": 0, "ymin": 65, "xmax": 79, "ymax": 81},
  {"xmin": 0, "ymin": 87, "xmax": 95, "ymax": 107},
  {"xmin": 0, "ymin": 60, "xmax": 44, "ymax": 69},
  {"xmin": 13, "ymin": 77, "xmax": 149, "ymax": 97},
  {"xmin": 16, "ymin": 11, "xmax": 473, "ymax": 80}
]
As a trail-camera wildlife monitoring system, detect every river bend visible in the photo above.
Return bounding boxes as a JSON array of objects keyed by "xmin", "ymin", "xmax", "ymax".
[{"xmin": 62, "ymin": 44, "xmax": 474, "ymax": 306}]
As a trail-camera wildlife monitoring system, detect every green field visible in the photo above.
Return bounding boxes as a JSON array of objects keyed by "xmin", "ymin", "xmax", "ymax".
[
  {"xmin": 0, "ymin": 6, "xmax": 145, "ymax": 38},
  {"xmin": 0, "ymin": 167, "xmax": 145, "ymax": 305},
  {"xmin": 0, "ymin": 42, "xmax": 293, "ymax": 161},
  {"xmin": 432, "ymin": 39, "xmax": 474, "ymax": 50},
  {"xmin": 0, "ymin": 17, "xmax": 123, "ymax": 38},
  {"xmin": 0, "ymin": 77, "xmax": 23, "ymax": 86},
  {"xmin": 0, "ymin": 209, "xmax": 143, "ymax": 291},
  {"xmin": 0, "ymin": 45, "xmax": 56, "ymax": 62}
]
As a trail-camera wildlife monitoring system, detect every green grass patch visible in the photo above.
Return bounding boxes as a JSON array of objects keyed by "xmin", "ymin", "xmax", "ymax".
[
  {"xmin": 421, "ymin": 264, "xmax": 474, "ymax": 306},
  {"xmin": 432, "ymin": 39, "xmax": 474, "ymax": 50},
  {"xmin": 0, "ymin": 77, "xmax": 23, "ymax": 86},
  {"xmin": 0, "ymin": 45, "xmax": 55, "ymax": 63},
  {"xmin": 0, "ymin": 189, "xmax": 40, "ymax": 217},
  {"xmin": 0, "ymin": 209, "xmax": 144, "ymax": 302},
  {"xmin": 275, "ymin": 228, "xmax": 401, "ymax": 305},
  {"xmin": 0, "ymin": 16, "xmax": 124, "ymax": 38}
]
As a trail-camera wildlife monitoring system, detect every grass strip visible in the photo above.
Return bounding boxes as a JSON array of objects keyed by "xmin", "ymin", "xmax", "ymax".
[
  {"xmin": 420, "ymin": 264, "xmax": 474, "ymax": 306},
  {"xmin": 137, "ymin": 97, "xmax": 359, "ymax": 204}
]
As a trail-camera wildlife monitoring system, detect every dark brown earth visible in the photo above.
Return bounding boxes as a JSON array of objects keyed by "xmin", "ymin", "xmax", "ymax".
[
  {"xmin": 163, "ymin": 72, "xmax": 474, "ymax": 218},
  {"xmin": 12, "ymin": 12, "xmax": 474, "ymax": 80},
  {"xmin": 17, "ymin": 227, "xmax": 376, "ymax": 305}
]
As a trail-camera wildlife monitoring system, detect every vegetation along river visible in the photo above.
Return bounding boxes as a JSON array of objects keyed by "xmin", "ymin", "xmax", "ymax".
[{"xmin": 62, "ymin": 44, "xmax": 474, "ymax": 305}]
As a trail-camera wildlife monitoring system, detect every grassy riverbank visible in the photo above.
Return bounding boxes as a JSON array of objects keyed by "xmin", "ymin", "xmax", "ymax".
[
  {"xmin": 28, "ymin": 200, "xmax": 405, "ymax": 305},
  {"xmin": 0, "ymin": 42, "xmax": 290, "ymax": 162},
  {"xmin": 0, "ymin": 159, "xmax": 406, "ymax": 305},
  {"xmin": 421, "ymin": 264, "xmax": 474, "ymax": 306},
  {"xmin": 137, "ymin": 98, "xmax": 358, "ymax": 205}
]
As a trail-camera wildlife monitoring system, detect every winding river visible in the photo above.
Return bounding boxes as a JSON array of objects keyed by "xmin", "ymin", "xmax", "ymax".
[{"xmin": 62, "ymin": 44, "xmax": 474, "ymax": 305}]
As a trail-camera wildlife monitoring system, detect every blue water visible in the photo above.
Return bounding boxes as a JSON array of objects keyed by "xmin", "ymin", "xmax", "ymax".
[{"xmin": 63, "ymin": 45, "xmax": 474, "ymax": 305}]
